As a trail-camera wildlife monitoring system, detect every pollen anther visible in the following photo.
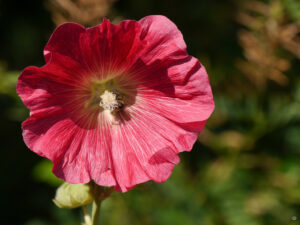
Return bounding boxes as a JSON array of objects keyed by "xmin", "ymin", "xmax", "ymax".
[{"xmin": 99, "ymin": 89, "xmax": 124, "ymax": 113}]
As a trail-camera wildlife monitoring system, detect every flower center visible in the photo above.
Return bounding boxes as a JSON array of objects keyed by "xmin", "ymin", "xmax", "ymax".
[
  {"xmin": 86, "ymin": 77, "xmax": 135, "ymax": 125},
  {"xmin": 99, "ymin": 89, "xmax": 124, "ymax": 113}
]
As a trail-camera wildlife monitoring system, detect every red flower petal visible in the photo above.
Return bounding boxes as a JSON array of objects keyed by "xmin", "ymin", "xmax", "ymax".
[
  {"xmin": 137, "ymin": 56, "xmax": 214, "ymax": 130},
  {"xmin": 44, "ymin": 23, "xmax": 86, "ymax": 63},
  {"xmin": 139, "ymin": 15, "xmax": 187, "ymax": 61},
  {"xmin": 110, "ymin": 109, "xmax": 192, "ymax": 192},
  {"xmin": 23, "ymin": 112, "xmax": 117, "ymax": 186},
  {"xmin": 44, "ymin": 19, "xmax": 143, "ymax": 74}
]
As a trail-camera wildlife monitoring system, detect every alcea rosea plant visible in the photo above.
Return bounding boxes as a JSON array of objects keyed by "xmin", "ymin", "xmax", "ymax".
[{"xmin": 17, "ymin": 15, "xmax": 214, "ymax": 224}]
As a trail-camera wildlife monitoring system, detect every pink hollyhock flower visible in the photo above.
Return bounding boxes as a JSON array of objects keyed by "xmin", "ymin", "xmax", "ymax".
[{"xmin": 17, "ymin": 15, "xmax": 214, "ymax": 192}]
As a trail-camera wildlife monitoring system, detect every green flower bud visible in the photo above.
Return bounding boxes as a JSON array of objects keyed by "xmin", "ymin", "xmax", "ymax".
[{"xmin": 53, "ymin": 182, "xmax": 94, "ymax": 209}]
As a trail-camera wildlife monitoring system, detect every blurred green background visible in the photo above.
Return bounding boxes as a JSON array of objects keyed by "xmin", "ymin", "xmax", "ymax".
[{"xmin": 1, "ymin": 0, "xmax": 300, "ymax": 224}]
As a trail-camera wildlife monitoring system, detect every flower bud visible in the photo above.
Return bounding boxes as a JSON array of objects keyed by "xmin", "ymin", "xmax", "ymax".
[{"xmin": 53, "ymin": 182, "xmax": 94, "ymax": 209}]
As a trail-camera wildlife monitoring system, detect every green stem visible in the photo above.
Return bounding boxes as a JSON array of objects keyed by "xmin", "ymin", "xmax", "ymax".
[
  {"xmin": 91, "ymin": 184, "xmax": 104, "ymax": 225},
  {"xmin": 90, "ymin": 184, "xmax": 114, "ymax": 225},
  {"xmin": 91, "ymin": 197, "xmax": 102, "ymax": 225}
]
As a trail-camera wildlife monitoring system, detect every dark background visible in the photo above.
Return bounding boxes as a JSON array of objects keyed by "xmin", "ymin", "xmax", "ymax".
[{"xmin": 1, "ymin": 0, "xmax": 300, "ymax": 224}]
